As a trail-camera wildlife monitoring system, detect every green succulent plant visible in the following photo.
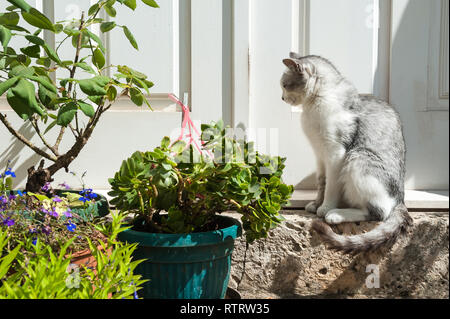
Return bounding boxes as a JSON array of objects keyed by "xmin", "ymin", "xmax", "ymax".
[{"xmin": 108, "ymin": 120, "xmax": 294, "ymax": 243}]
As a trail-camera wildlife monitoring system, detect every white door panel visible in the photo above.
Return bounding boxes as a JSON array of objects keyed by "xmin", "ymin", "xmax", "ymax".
[{"xmin": 390, "ymin": 0, "xmax": 449, "ymax": 190}]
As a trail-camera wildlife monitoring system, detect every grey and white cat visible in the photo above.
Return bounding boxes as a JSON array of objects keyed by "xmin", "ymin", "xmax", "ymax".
[{"xmin": 281, "ymin": 53, "xmax": 412, "ymax": 253}]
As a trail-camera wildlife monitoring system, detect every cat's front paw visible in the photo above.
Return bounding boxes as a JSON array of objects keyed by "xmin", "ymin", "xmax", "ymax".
[
  {"xmin": 324, "ymin": 210, "xmax": 345, "ymax": 224},
  {"xmin": 317, "ymin": 204, "xmax": 335, "ymax": 217},
  {"xmin": 305, "ymin": 201, "xmax": 318, "ymax": 214}
]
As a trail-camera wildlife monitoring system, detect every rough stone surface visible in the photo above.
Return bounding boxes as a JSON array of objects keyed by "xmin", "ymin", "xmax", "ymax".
[{"xmin": 226, "ymin": 210, "xmax": 449, "ymax": 299}]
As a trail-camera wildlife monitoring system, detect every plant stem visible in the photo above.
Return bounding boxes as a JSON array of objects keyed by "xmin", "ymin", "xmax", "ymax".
[
  {"xmin": 0, "ymin": 113, "xmax": 57, "ymax": 162},
  {"xmin": 30, "ymin": 118, "xmax": 60, "ymax": 157},
  {"xmin": 54, "ymin": 11, "xmax": 85, "ymax": 152}
]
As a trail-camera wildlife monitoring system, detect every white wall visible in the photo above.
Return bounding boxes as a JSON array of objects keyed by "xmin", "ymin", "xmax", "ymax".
[{"xmin": 1, "ymin": 0, "xmax": 448, "ymax": 191}]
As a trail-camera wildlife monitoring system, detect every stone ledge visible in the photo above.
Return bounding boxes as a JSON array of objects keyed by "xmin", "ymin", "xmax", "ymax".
[
  {"xmin": 226, "ymin": 210, "xmax": 449, "ymax": 299},
  {"xmin": 289, "ymin": 190, "xmax": 449, "ymax": 210}
]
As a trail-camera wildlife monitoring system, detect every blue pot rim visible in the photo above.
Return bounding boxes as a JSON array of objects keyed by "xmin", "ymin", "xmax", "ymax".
[{"xmin": 119, "ymin": 215, "xmax": 242, "ymax": 248}]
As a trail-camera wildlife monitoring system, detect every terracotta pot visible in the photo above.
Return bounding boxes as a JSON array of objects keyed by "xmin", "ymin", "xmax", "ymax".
[{"xmin": 67, "ymin": 242, "xmax": 112, "ymax": 298}]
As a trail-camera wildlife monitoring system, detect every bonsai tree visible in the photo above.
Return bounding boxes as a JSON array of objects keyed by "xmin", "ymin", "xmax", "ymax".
[
  {"xmin": 108, "ymin": 120, "xmax": 294, "ymax": 243},
  {"xmin": 0, "ymin": 0, "xmax": 158, "ymax": 192}
]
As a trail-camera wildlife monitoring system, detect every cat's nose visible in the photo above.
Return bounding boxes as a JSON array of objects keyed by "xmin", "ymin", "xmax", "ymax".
[{"xmin": 282, "ymin": 96, "xmax": 285, "ymax": 101}]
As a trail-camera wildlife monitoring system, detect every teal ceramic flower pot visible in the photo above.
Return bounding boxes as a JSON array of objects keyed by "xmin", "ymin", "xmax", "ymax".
[{"xmin": 118, "ymin": 215, "xmax": 242, "ymax": 299}]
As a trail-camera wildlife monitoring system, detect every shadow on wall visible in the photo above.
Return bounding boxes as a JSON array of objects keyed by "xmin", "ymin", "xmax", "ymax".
[
  {"xmin": 387, "ymin": 0, "xmax": 449, "ymax": 190},
  {"xmin": 0, "ymin": 121, "xmax": 41, "ymax": 187}
]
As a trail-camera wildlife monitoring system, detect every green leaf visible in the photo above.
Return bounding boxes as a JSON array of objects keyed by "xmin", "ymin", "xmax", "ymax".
[
  {"xmin": 43, "ymin": 119, "xmax": 57, "ymax": 134},
  {"xmin": 170, "ymin": 140, "xmax": 186, "ymax": 154},
  {"xmin": 122, "ymin": 26, "xmax": 138, "ymax": 50},
  {"xmin": 38, "ymin": 83, "xmax": 57, "ymax": 108},
  {"xmin": 25, "ymin": 75, "xmax": 57, "ymax": 93},
  {"xmin": 104, "ymin": 5, "xmax": 117, "ymax": 17},
  {"xmin": 92, "ymin": 47, "xmax": 105, "ymax": 69},
  {"xmin": 130, "ymin": 87, "xmax": 143, "ymax": 106},
  {"xmin": 160, "ymin": 136, "xmax": 170, "ymax": 149},
  {"xmin": 73, "ymin": 62, "xmax": 96, "ymax": 74},
  {"xmin": 100, "ymin": 21, "xmax": 116, "ymax": 33},
  {"xmin": 21, "ymin": 8, "xmax": 55, "ymax": 32},
  {"xmin": 88, "ymin": 3, "xmax": 100, "ymax": 16},
  {"xmin": 0, "ymin": 25, "xmax": 11, "ymax": 50},
  {"xmin": 0, "ymin": 244, "xmax": 21, "ymax": 279},
  {"xmin": 25, "ymin": 35, "xmax": 61, "ymax": 64},
  {"xmin": 27, "ymin": 192, "xmax": 49, "ymax": 201},
  {"xmin": 107, "ymin": 86, "xmax": 117, "ymax": 101},
  {"xmin": 57, "ymin": 102, "xmax": 78, "ymax": 126},
  {"xmin": 141, "ymin": 0, "xmax": 159, "ymax": 8},
  {"xmin": 78, "ymin": 101, "xmax": 95, "ymax": 118},
  {"xmin": 83, "ymin": 29, "xmax": 105, "ymax": 53},
  {"xmin": 8, "ymin": 64, "xmax": 34, "ymax": 77},
  {"xmin": 6, "ymin": 0, "xmax": 32, "ymax": 12},
  {"xmin": 88, "ymin": 95, "xmax": 103, "ymax": 105},
  {"xmin": 0, "ymin": 12, "xmax": 20, "ymax": 26},
  {"xmin": 5, "ymin": 177, "xmax": 13, "ymax": 190},
  {"xmin": 7, "ymin": 78, "xmax": 44, "ymax": 120},
  {"xmin": 0, "ymin": 77, "xmax": 20, "ymax": 96},
  {"xmin": 20, "ymin": 44, "xmax": 40, "ymax": 58},
  {"xmin": 124, "ymin": 0, "xmax": 137, "ymax": 10},
  {"xmin": 78, "ymin": 76, "xmax": 110, "ymax": 96}
]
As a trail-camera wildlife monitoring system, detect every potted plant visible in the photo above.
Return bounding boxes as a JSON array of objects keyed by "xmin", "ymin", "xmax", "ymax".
[
  {"xmin": 0, "ymin": 0, "xmax": 158, "ymax": 193},
  {"xmin": 1, "ymin": 166, "xmax": 105, "ymax": 266},
  {"xmin": 109, "ymin": 120, "xmax": 294, "ymax": 299},
  {"xmin": 0, "ymin": 210, "xmax": 146, "ymax": 299}
]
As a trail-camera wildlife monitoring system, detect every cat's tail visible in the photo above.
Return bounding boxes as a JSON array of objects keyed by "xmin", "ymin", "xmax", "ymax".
[{"xmin": 311, "ymin": 203, "xmax": 413, "ymax": 254}]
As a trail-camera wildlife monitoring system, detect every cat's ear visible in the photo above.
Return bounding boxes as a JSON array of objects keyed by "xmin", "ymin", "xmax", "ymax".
[
  {"xmin": 283, "ymin": 59, "xmax": 316, "ymax": 77},
  {"xmin": 283, "ymin": 59, "xmax": 300, "ymax": 72},
  {"xmin": 289, "ymin": 52, "xmax": 302, "ymax": 59}
]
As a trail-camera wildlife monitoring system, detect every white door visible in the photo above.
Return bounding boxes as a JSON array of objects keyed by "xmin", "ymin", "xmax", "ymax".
[
  {"xmin": 2, "ymin": 0, "xmax": 448, "ymax": 192},
  {"xmin": 390, "ymin": 0, "xmax": 449, "ymax": 190},
  {"xmin": 233, "ymin": 0, "xmax": 448, "ymax": 191},
  {"xmin": 1, "ymin": 0, "xmax": 230, "ymax": 190}
]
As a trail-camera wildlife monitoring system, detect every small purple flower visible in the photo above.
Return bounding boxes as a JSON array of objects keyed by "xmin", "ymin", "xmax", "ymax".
[
  {"xmin": 59, "ymin": 182, "xmax": 71, "ymax": 190},
  {"xmin": 41, "ymin": 225, "xmax": 51, "ymax": 235},
  {"xmin": 41, "ymin": 182, "xmax": 52, "ymax": 192},
  {"xmin": 50, "ymin": 208, "xmax": 59, "ymax": 218},
  {"xmin": 63, "ymin": 209, "xmax": 72, "ymax": 218},
  {"xmin": 8, "ymin": 194, "xmax": 16, "ymax": 201},
  {"xmin": 0, "ymin": 196, "xmax": 7, "ymax": 204},
  {"xmin": 66, "ymin": 222, "xmax": 76, "ymax": 232},
  {"xmin": 32, "ymin": 238, "xmax": 37, "ymax": 246},
  {"xmin": 2, "ymin": 217, "xmax": 15, "ymax": 227},
  {"xmin": 52, "ymin": 196, "xmax": 62, "ymax": 203}
]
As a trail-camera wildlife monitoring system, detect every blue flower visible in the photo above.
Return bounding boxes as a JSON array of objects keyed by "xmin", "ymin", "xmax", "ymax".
[
  {"xmin": 4, "ymin": 168, "xmax": 16, "ymax": 178},
  {"xmin": 32, "ymin": 238, "xmax": 37, "ymax": 246},
  {"xmin": 66, "ymin": 222, "xmax": 76, "ymax": 232},
  {"xmin": 17, "ymin": 190, "xmax": 26, "ymax": 197},
  {"xmin": 79, "ymin": 188, "xmax": 98, "ymax": 203}
]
